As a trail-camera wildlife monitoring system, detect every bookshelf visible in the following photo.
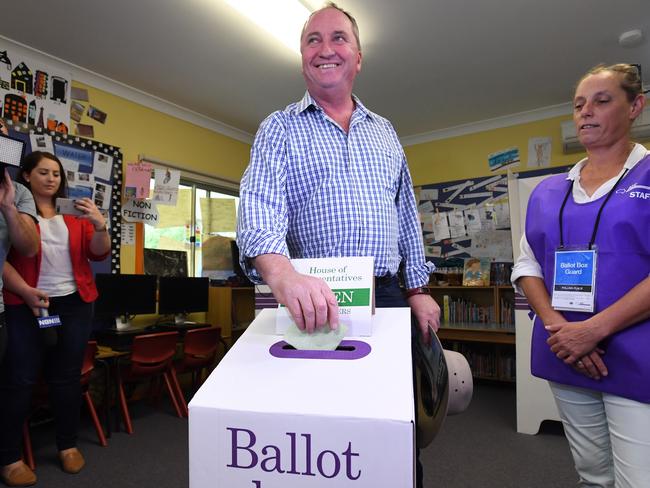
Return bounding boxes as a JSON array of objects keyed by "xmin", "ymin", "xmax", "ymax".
[{"xmin": 429, "ymin": 285, "xmax": 515, "ymax": 382}]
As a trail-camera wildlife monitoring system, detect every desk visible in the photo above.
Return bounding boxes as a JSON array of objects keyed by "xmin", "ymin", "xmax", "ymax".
[
  {"xmin": 207, "ymin": 286, "xmax": 254, "ymax": 339},
  {"xmin": 93, "ymin": 322, "xmax": 210, "ymax": 349}
]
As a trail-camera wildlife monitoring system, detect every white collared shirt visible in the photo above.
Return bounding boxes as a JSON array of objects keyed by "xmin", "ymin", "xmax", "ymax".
[{"xmin": 511, "ymin": 143, "xmax": 650, "ymax": 293}]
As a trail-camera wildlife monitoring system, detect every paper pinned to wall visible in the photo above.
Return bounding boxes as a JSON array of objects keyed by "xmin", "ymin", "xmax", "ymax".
[
  {"xmin": 93, "ymin": 152, "xmax": 113, "ymax": 181},
  {"xmin": 121, "ymin": 222, "xmax": 136, "ymax": 245},
  {"xmin": 527, "ymin": 137, "xmax": 551, "ymax": 168},
  {"xmin": 200, "ymin": 198, "xmax": 236, "ymax": 233},
  {"xmin": 124, "ymin": 162, "xmax": 153, "ymax": 199},
  {"xmin": 488, "ymin": 147, "xmax": 520, "ymax": 172},
  {"xmin": 464, "ymin": 208, "xmax": 482, "ymax": 234},
  {"xmin": 418, "ymin": 200, "xmax": 434, "ymax": 213},
  {"xmin": 432, "ymin": 211, "xmax": 451, "ymax": 241},
  {"xmin": 469, "ymin": 229, "xmax": 513, "ymax": 261},
  {"xmin": 156, "ymin": 188, "xmax": 191, "ymax": 228},
  {"xmin": 29, "ymin": 133, "xmax": 53, "ymax": 153},
  {"xmin": 419, "ymin": 189, "xmax": 439, "ymax": 201},
  {"xmin": 448, "ymin": 210, "xmax": 466, "ymax": 238},
  {"xmin": 152, "ymin": 168, "xmax": 180, "ymax": 205}
]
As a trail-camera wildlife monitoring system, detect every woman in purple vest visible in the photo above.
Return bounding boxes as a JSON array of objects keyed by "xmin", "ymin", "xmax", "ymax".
[{"xmin": 512, "ymin": 63, "xmax": 650, "ymax": 487}]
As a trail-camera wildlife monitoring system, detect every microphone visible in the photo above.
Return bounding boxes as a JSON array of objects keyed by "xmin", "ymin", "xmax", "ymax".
[{"xmin": 37, "ymin": 307, "xmax": 61, "ymax": 348}]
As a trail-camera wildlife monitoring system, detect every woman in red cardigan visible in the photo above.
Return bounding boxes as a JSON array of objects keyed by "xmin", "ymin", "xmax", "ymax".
[{"xmin": 0, "ymin": 151, "xmax": 110, "ymax": 486}]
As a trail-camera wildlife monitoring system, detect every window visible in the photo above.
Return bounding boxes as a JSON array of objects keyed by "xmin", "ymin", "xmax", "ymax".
[{"xmin": 144, "ymin": 178, "xmax": 239, "ymax": 279}]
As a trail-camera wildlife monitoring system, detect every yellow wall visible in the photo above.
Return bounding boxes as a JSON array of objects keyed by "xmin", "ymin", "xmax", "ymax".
[
  {"xmin": 404, "ymin": 114, "xmax": 585, "ymax": 186},
  {"xmin": 70, "ymin": 82, "xmax": 252, "ymax": 272}
]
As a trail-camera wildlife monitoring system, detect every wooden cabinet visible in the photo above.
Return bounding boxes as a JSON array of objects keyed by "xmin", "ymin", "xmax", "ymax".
[
  {"xmin": 430, "ymin": 285, "xmax": 515, "ymax": 381},
  {"xmin": 207, "ymin": 286, "xmax": 255, "ymax": 339}
]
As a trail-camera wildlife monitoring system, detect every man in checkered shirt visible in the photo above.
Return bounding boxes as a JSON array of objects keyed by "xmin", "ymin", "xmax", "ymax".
[{"xmin": 237, "ymin": 3, "xmax": 440, "ymax": 340}]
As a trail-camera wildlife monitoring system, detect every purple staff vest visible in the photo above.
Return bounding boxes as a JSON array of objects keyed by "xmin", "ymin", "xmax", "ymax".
[{"xmin": 526, "ymin": 155, "xmax": 650, "ymax": 402}]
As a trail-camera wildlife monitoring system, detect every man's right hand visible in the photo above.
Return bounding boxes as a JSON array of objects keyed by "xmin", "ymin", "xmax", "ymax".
[{"xmin": 254, "ymin": 254, "xmax": 339, "ymax": 333}]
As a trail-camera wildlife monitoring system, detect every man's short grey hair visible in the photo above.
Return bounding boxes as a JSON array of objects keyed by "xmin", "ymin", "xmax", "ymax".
[{"xmin": 300, "ymin": 2, "xmax": 361, "ymax": 51}]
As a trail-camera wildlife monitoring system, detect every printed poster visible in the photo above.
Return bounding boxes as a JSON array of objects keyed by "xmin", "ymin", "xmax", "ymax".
[
  {"xmin": 93, "ymin": 152, "xmax": 113, "ymax": 181},
  {"xmin": 528, "ymin": 137, "xmax": 551, "ymax": 168},
  {"xmin": 488, "ymin": 147, "xmax": 520, "ymax": 172},
  {"xmin": 124, "ymin": 162, "xmax": 153, "ymax": 199},
  {"xmin": 432, "ymin": 211, "xmax": 451, "ymax": 241},
  {"xmin": 152, "ymin": 168, "xmax": 180, "ymax": 205}
]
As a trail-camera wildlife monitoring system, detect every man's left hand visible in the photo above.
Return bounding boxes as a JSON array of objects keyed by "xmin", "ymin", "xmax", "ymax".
[{"xmin": 407, "ymin": 293, "xmax": 440, "ymax": 344}]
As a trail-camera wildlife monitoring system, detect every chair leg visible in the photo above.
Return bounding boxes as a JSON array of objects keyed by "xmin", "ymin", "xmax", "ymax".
[
  {"xmin": 83, "ymin": 391, "xmax": 108, "ymax": 447},
  {"xmin": 22, "ymin": 422, "xmax": 35, "ymax": 471},
  {"xmin": 117, "ymin": 379, "xmax": 134, "ymax": 434},
  {"xmin": 169, "ymin": 368, "xmax": 188, "ymax": 418},
  {"xmin": 163, "ymin": 372, "xmax": 184, "ymax": 418}
]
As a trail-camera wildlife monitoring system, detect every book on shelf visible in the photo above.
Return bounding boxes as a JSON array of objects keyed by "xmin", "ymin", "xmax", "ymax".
[{"xmin": 442, "ymin": 295, "xmax": 450, "ymax": 323}]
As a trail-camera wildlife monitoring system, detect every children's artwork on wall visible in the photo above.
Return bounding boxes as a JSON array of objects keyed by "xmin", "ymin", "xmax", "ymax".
[
  {"xmin": 125, "ymin": 162, "xmax": 153, "ymax": 199},
  {"xmin": 152, "ymin": 168, "xmax": 180, "ymax": 205},
  {"xmin": 417, "ymin": 174, "xmax": 513, "ymax": 264},
  {"xmin": 417, "ymin": 166, "xmax": 574, "ymax": 268},
  {"xmin": 0, "ymin": 44, "xmax": 71, "ymax": 132},
  {"xmin": 527, "ymin": 137, "xmax": 551, "ymax": 168}
]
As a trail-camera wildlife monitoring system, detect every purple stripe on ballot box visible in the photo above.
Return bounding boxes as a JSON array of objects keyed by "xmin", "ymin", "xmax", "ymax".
[{"xmin": 269, "ymin": 340, "xmax": 371, "ymax": 360}]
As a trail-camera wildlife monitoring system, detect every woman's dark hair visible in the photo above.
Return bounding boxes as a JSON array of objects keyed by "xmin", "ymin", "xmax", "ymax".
[{"xmin": 17, "ymin": 151, "xmax": 68, "ymax": 215}]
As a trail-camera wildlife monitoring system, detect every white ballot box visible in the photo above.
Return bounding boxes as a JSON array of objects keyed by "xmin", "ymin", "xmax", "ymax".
[{"xmin": 189, "ymin": 308, "xmax": 415, "ymax": 488}]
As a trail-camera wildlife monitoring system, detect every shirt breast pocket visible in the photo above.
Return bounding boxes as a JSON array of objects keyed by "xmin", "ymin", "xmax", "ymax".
[{"xmin": 359, "ymin": 148, "xmax": 401, "ymax": 196}]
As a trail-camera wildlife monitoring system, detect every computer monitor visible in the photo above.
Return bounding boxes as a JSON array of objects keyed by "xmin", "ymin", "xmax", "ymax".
[
  {"xmin": 230, "ymin": 240, "xmax": 252, "ymax": 285},
  {"xmin": 158, "ymin": 276, "xmax": 209, "ymax": 324},
  {"xmin": 94, "ymin": 273, "xmax": 157, "ymax": 329}
]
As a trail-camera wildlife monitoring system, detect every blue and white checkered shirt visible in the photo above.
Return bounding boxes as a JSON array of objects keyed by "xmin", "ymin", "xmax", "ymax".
[{"xmin": 237, "ymin": 92, "xmax": 433, "ymax": 289}]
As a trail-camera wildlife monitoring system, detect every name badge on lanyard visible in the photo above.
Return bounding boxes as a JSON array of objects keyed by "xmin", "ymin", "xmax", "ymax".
[
  {"xmin": 551, "ymin": 167, "xmax": 629, "ymax": 314},
  {"xmin": 551, "ymin": 247, "xmax": 597, "ymax": 312}
]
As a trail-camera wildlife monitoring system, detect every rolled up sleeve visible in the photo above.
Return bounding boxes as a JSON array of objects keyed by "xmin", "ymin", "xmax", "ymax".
[{"xmin": 236, "ymin": 113, "xmax": 290, "ymax": 282}]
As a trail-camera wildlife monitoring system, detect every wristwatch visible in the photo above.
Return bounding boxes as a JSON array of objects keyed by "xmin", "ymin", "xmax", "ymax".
[
  {"xmin": 404, "ymin": 286, "xmax": 431, "ymax": 299},
  {"xmin": 94, "ymin": 223, "xmax": 108, "ymax": 232}
]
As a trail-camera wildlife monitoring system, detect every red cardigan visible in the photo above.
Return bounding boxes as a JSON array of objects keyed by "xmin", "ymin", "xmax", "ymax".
[{"xmin": 4, "ymin": 215, "xmax": 110, "ymax": 305}]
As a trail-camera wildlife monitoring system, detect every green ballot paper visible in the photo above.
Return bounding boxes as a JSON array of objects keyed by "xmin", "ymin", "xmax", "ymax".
[{"xmin": 283, "ymin": 323, "xmax": 348, "ymax": 351}]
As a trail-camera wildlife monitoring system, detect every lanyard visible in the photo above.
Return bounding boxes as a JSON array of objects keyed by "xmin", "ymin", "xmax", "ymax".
[{"xmin": 558, "ymin": 168, "xmax": 629, "ymax": 249}]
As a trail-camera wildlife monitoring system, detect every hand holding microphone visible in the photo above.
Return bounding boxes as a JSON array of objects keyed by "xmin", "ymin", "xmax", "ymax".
[
  {"xmin": 37, "ymin": 305, "xmax": 62, "ymax": 348},
  {"xmin": 24, "ymin": 290, "xmax": 60, "ymax": 348}
]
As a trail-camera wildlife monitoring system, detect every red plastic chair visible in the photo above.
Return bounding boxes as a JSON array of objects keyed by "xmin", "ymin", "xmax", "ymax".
[
  {"xmin": 117, "ymin": 331, "xmax": 183, "ymax": 434},
  {"xmin": 172, "ymin": 327, "xmax": 225, "ymax": 416},
  {"xmin": 81, "ymin": 341, "xmax": 108, "ymax": 447},
  {"xmin": 22, "ymin": 340, "xmax": 107, "ymax": 469}
]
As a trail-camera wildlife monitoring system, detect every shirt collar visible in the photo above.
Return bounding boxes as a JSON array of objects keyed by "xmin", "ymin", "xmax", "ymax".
[
  {"xmin": 292, "ymin": 91, "xmax": 373, "ymax": 121},
  {"xmin": 567, "ymin": 143, "xmax": 650, "ymax": 180}
]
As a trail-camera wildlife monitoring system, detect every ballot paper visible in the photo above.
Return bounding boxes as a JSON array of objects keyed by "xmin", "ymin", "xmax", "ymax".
[{"xmin": 283, "ymin": 323, "xmax": 348, "ymax": 351}]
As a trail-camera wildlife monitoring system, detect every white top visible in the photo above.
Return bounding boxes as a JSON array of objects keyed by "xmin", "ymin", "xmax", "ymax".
[
  {"xmin": 37, "ymin": 215, "xmax": 77, "ymax": 297},
  {"xmin": 511, "ymin": 143, "xmax": 650, "ymax": 294}
]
